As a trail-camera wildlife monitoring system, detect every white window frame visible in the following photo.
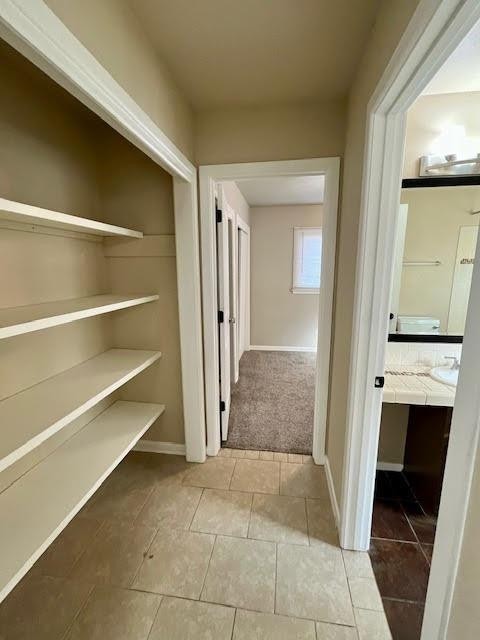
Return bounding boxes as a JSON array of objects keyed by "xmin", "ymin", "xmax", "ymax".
[{"xmin": 292, "ymin": 227, "xmax": 322, "ymax": 294}]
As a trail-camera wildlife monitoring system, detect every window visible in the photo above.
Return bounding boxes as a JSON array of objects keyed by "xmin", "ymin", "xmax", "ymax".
[{"xmin": 292, "ymin": 227, "xmax": 322, "ymax": 293}]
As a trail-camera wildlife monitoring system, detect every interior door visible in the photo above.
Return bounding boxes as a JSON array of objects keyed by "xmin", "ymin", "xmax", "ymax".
[
  {"xmin": 237, "ymin": 228, "xmax": 248, "ymax": 360},
  {"xmin": 216, "ymin": 188, "xmax": 231, "ymax": 440},
  {"xmin": 228, "ymin": 216, "xmax": 239, "ymax": 383}
]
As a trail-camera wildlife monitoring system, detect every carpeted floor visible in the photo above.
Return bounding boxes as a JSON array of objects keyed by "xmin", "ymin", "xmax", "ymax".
[{"xmin": 224, "ymin": 350, "xmax": 316, "ymax": 454}]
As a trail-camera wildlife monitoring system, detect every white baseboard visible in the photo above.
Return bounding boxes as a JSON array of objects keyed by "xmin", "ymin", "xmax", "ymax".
[
  {"xmin": 324, "ymin": 456, "xmax": 341, "ymax": 529},
  {"xmin": 133, "ymin": 440, "xmax": 186, "ymax": 456},
  {"xmin": 376, "ymin": 461, "xmax": 404, "ymax": 472},
  {"xmin": 249, "ymin": 344, "xmax": 317, "ymax": 353}
]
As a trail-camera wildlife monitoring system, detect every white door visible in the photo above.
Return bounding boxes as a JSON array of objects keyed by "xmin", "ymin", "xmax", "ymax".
[
  {"xmin": 448, "ymin": 225, "xmax": 479, "ymax": 334},
  {"xmin": 228, "ymin": 216, "xmax": 239, "ymax": 383},
  {"xmin": 216, "ymin": 188, "xmax": 231, "ymax": 440}
]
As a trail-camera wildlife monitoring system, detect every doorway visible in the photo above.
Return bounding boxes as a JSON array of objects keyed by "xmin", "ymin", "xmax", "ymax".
[
  {"xmin": 200, "ymin": 158, "xmax": 340, "ymax": 467},
  {"xmin": 341, "ymin": 3, "xmax": 480, "ymax": 639}
]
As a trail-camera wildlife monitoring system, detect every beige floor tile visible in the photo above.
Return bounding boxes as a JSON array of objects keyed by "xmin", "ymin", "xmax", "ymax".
[
  {"xmin": 273, "ymin": 452, "xmax": 288, "ymax": 462},
  {"xmin": 244, "ymin": 450, "xmax": 260, "ymax": 459},
  {"xmin": 342, "ymin": 550, "xmax": 374, "ymax": 579},
  {"xmin": 70, "ymin": 521, "xmax": 156, "ymax": 588},
  {"xmin": 149, "ymin": 596, "xmax": 235, "ymax": 639},
  {"xmin": 230, "ymin": 459, "xmax": 280, "ymax": 494},
  {"xmin": 136, "ymin": 484, "xmax": 202, "ymax": 529},
  {"xmin": 287, "ymin": 453, "xmax": 304, "ymax": 464},
  {"xmin": 316, "ymin": 622, "xmax": 359, "ymax": 639},
  {"xmin": 230, "ymin": 449, "xmax": 246, "ymax": 458},
  {"xmin": 276, "ymin": 543, "xmax": 354, "ymax": 625},
  {"xmin": 348, "ymin": 578, "xmax": 383, "ymax": 611},
  {"xmin": 0, "ymin": 575, "xmax": 92, "ymax": 640},
  {"xmin": 233, "ymin": 609, "xmax": 316, "ymax": 639},
  {"xmin": 249, "ymin": 494, "xmax": 309, "ymax": 545},
  {"xmin": 307, "ymin": 498, "xmax": 339, "ymax": 547},
  {"xmin": 183, "ymin": 458, "xmax": 236, "ymax": 489},
  {"xmin": 218, "ymin": 448, "xmax": 232, "ymax": 457},
  {"xmin": 32, "ymin": 517, "xmax": 103, "ymax": 578},
  {"xmin": 191, "ymin": 489, "xmax": 252, "ymax": 537},
  {"xmin": 83, "ymin": 476, "xmax": 152, "ymax": 524},
  {"xmin": 303, "ymin": 455, "xmax": 314, "ymax": 464},
  {"xmin": 259, "ymin": 451, "xmax": 274, "ymax": 461},
  {"xmin": 133, "ymin": 528, "xmax": 214, "ymax": 599},
  {"xmin": 354, "ymin": 608, "xmax": 392, "ymax": 640},
  {"xmin": 280, "ymin": 463, "xmax": 329, "ymax": 499},
  {"xmin": 201, "ymin": 535, "xmax": 276, "ymax": 612},
  {"xmin": 65, "ymin": 586, "xmax": 160, "ymax": 640}
]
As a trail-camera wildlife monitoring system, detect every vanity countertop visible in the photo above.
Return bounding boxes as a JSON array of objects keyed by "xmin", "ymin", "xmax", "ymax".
[{"xmin": 383, "ymin": 365, "xmax": 455, "ymax": 407}]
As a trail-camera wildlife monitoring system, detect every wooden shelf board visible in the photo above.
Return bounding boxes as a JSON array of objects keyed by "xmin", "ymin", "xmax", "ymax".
[
  {"xmin": 0, "ymin": 197, "xmax": 143, "ymax": 238},
  {"xmin": 0, "ymin": 400, "xmax": 165, "ymax": 602},
  {"xmin": 0, "ymin": 348, "xmax": 161, "ymax": 474},
  {"xmin": 0, "ymin": 294, "xmax": 159, "ymax": 340}
]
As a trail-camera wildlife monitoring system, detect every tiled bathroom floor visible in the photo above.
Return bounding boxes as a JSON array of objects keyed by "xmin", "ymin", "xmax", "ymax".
[
  {"xmin": 370, "ymin": 471, "xmax": 437, "ymax": 640},
  {"xmin": 0, "ymin": 451, "xmax": 392, "ymax": 639}
]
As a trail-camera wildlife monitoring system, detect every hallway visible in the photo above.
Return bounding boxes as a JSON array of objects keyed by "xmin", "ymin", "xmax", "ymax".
[
  {"xmin": 0, "ymin": 452, "xmax": 391, "ymax": 639},
  {"xmin": 225, "ymin": 350, "xmax": 316, "ymax": 454}
]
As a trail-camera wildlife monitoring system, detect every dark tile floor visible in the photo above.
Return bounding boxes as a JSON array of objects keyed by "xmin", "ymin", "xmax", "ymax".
[{"xmin": 369, "ymin": 470, "xmax": 437, "ymax": 640}]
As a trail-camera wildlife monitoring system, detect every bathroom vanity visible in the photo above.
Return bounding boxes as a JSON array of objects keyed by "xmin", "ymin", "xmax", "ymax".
[{"xmin": 382, "ymin": 367, "xmax": 455, "ymax": 515}]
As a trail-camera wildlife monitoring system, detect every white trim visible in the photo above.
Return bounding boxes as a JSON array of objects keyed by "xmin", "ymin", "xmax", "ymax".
[
  {"xmin": 0, "ymin": 0, "xmax": 206, "ymax": 463},
  {"xmin": 200, "ymin": 159, "xmax": 339, "ymax": 461},
  {"xmin": 291, "ymin": 288, "xmax": 320, "ymax": 295},
  {"xmin": 133, "ymin": 440, "xmax": 186, "ymax": 456},
  {"xmin": 249, "ymin": 345, "xmax": 317, "ymax": 353},
  {"xmin": 376, "ymin": 462, "xmax": 404, "ymax": 472},
  {"xmin": 340, "ymin": 2, "xmax": 480, "ymax": 639},
  {"xmin": 324, "ymin": 456, "xmax": 340, "ymax": 529},
  {"xmin": 237, "ymin": 216, "xmax": 250, "ymax": 234}
]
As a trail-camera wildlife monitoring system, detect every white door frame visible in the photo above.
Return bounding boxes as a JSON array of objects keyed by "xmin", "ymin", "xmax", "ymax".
[
  {"xmin": 341, "ymin": 1, "xmax": 480, "ymax": 638},
  {"xmin": 237, "ymin": 216, "xmax": 250, "ymax": 365},
  {"xmin": 199, "ymin": 158, "xmax": 340, "ymax": 459},
  {"xmin": 0, "ymin": 0, "xmax": 206, "ymax": 463}
]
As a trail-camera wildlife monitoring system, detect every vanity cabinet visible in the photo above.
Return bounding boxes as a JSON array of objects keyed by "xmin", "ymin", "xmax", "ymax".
[{"xmin": 403, "ymin": 405, "xmax": 452, "ymax": 516}]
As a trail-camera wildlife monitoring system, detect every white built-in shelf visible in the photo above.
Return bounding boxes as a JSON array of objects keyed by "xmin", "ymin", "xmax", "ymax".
[
  {"xmin": 0, "ymin": 400, "xmax": 164, "ymax": 602},
  {"xmin": 0, "ymin": 197, "xmax": 143, "ymax": 238},
  {"xmin": 0, "ymin": 348, "xmax": 161, "ymax": 473},
  {"xmin": 0, "ymin": 294, "xmax": 159, "ymax": 340}
]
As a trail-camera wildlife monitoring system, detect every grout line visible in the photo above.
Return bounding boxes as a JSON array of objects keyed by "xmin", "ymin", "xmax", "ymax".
[
  {"xmin": 145, "ymin": 591, "xmax": 163, "ymax": 640},
  {"xmin": 59, "ymin": 582, "xmax": 96, "ymax": 640},
  {"xmin": 230, "ymin": 608, "xmax": 237, "ymax": 640},
  {"xmin": 187, "ymin": 487, "xmax": 205, "ymax": 531},
  {"xmin": 198, "ymin": 533, "xmax": 216, "ymax": 602}
]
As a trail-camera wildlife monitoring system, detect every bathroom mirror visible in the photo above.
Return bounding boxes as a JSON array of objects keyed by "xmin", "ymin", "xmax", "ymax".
[{"xmin": 389, "ymin": 178, "xmax": 480, "ymax": 341}]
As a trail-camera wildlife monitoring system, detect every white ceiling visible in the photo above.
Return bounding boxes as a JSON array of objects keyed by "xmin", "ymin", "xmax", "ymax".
[
  {"xmin": 235, "ymin": 176, "xmax": 325, "ymax": 207},
  {"xmin": 423, "ymin": 20, "xmax": 480, "ymax": 95},
  {"xmin": 129, "ymin": 0, "xmax": 380, "ymax": 109}
]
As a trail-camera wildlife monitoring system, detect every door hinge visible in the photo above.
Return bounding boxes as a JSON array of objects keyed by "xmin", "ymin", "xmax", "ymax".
[
  {"xmin": 220, "ymin": 400, "xmax": 226, "ymax": 412},
  {"xmin": 216, "ymin": 206, "xmax": 222, "ymax": 223},
  {"xmin": 374, "ymin": 376, "xmax": 385, "ymax": 388},
  {"xmin": 218, "ymin": 310, "xmax": 224, "ymax": 323}
]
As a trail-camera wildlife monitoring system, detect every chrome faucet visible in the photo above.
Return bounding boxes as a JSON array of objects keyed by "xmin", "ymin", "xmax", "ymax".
[{"xmin": 444, "ymin": 356, "xmax": 460, "ymax": 370}]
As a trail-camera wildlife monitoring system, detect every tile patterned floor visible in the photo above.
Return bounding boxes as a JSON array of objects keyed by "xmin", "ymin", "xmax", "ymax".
[
  {"xmin": 0, "ymin": 452, "xmax": 393, "ymax": 639},
  {"xmin": 369, "ymin": 470, "xmax": 437, "ymax": 640}
]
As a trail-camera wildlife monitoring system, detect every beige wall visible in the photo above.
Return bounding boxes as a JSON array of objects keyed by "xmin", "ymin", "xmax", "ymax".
[
  {"xmin": 222, "ymin": 182, "xmax": 250, "ymax": 226},
  {"xmin": 195, "ymin": 101, "xmax": 346, "ymax": 165},
  {"xmin": 250, "ymin": 205, "xmax": 322, "ymax": 349},
  {"xmin": 398, "ymin": 186, "xmax": 480, "ymax": 331},
  {"xmin": 44, "ymin": 0, "xmax": 194, "ymax": 160},
  {"xmin": 325, "ymin": 0, "xmax": 421, "ymax": 499},
  {"xmin": 404, "ymin": 91, "xmax": 480, "ymax": 178},
  {"xmin": 447, "ymin": 440, "xmax": 480, "ymax": 639}
]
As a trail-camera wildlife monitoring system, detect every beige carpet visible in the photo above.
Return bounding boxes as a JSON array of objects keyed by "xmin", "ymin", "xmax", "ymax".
[{"xmin": 225, "ymin": 350, "xmax": 315, "ymax": 454}]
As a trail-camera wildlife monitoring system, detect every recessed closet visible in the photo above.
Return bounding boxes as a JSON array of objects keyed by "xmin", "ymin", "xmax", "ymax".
[{"xmin": 0, "ymin": 39, "xmax": 183, "ymax": 600}]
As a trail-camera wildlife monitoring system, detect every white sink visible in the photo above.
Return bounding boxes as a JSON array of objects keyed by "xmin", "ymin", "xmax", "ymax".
[{"xmin": 430, "ymin": 366, "xmax": 459, "ymax": 387}]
